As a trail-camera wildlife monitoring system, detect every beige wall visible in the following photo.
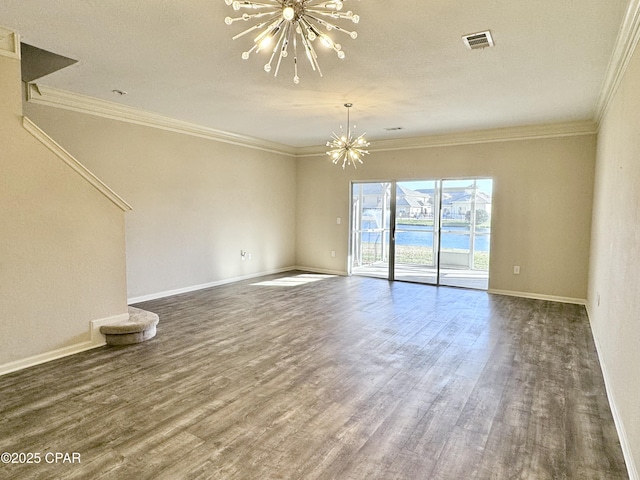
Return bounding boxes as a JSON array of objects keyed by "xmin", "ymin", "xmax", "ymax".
[
  {"xmin": 588, "ymin": 39, "xmax": 640, "ymax": 476},
  {"xmin": 0, "ymin": 55, "xmax": 128, "ymax": 366},
  {"xmin": 296, "ymin": 135, "xmax": 596, "ymax": 300},
  {"xmin": 24, "ymin": 103, "xmax": 298, "ymax": 300},
  {"xmin": 24, "ymin": 96, "xmax": 595, "ymax": 303}
]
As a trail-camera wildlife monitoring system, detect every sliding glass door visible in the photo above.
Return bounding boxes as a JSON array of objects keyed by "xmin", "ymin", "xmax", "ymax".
[
  {"xmin": 350, "ymin": 178, "xmax": 493, "ymax": 290},
  {"xmin": 350, "ymin": 182, "xmax": 392, "ymax": 279},
  {"xmin": 393, "ymin": 181, "xmax": 439, "ymax": 284},
  {"xmin": 439, "ymin": 179, "xmax": 492, "ymax": 289}
]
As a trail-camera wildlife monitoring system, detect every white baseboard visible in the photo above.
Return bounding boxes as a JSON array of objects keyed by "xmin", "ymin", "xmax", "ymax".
[
  {"xmin": 0, "ymin": 312, "xmax": 130, "ymax": 377},
  {"xmin": 127, "ymin": 266, "xmax": 349, "ymax": 305},
  {"xmin": 487, "ymin": 288, "xmax": 586, "ymax": 305},
  {"xmin": 293, "ymin": 265, "xmax": 348, "ymax": 276},
  {"xmin": 0, "ymin": 341, "xmax": 96, "ymax": 377},
  {"xmin": 585, "ymin": 305, "xmax": 639, "ymax": 480},
  {"xmin": 127, "ymin": 266, "xmax": 300, "ymax": 304}
]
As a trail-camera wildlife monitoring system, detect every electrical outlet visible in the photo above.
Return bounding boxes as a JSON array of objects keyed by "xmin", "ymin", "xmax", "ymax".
[
  {"xmin": 336, "ymin": 217, "xmax": 341, "ymax": 225},
  {"xmin": 513, "ymin": 265, "xmax": 520, "ymax": 275},
  {"xmin": 331, "ymin": 250, "xmax": 336, "ymax": 257}
]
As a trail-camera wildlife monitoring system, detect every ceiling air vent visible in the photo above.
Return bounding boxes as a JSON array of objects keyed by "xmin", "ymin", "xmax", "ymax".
[{"xmin": 462, "ymin": 30, "xmax": 494, "ymax": 50}]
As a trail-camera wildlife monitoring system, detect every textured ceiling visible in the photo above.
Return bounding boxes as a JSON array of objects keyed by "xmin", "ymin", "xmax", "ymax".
[{"xmin": 0, "ymin": 1, "xmax": 630, "ymax": 147}]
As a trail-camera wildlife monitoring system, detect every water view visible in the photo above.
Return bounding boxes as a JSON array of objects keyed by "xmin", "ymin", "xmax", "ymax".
[{"xmin": 361, "ymin": 224, "xmax": 490, "ymax": 252}]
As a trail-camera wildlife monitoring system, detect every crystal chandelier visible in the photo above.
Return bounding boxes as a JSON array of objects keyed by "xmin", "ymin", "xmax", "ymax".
[
  {"xmin": 326, "ymin": 103, "xmax": 370, "ymax": 169},
  {"xmin": 223, "ymin": 0, "xmax": 361, "ymax": 83}
]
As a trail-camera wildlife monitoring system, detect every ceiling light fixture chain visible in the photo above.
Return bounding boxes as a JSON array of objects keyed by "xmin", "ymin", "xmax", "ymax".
[
  {"xmin": 223, "ymin": 0, "xmax": 361, "ymax": 83},
  {"xmin": 326, "ymin": 103, "xmax": 370, "ymax": 169}
]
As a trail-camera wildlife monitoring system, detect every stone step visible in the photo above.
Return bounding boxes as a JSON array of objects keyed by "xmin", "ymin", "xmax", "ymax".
[{"xmin": 99, "ymin": 306, "xmax": 159, "ymax": 346}]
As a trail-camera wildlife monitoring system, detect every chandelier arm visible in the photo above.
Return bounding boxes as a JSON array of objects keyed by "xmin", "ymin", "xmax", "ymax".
[
  {"xmin": 316, "ymin": 30, "xmax": 339, "ymax": 52},
  {"xmin": 242, "ymin": 43, "xmax": 260, "ymax": 58},
  {"xmin": 328, "ymin": 147, "xmax": 348, "ymax": 169},
  {"xmin": 298, "ymin": 17, "xmax": 319, "ymax": 41},
  {"xmin": 298, "ymin": 29, "xmax": 320, "ymax": 72},
  {"xmin": 273, "ymin": 22, "xmax": 292, "ymax": 77},
  {"xmin": 265, "ymin": 33, "xmax": 280, "ymax": 72},
  {"xmin": 313, "ymin": 49, "xmax": 323, "ymax": 76},
  {"xmin": 225, "ymin": 11, "xmax": 276, "ymax": 25},
  {"xmin": 253, "ymin": 17, "xmax": 284, "ymax": 48},
  {"xmin": 232, "ymin": 20, "xmax": 272, "ymax": 41},
  {"xmin": 273, "ymin": 20, "xmax": 289, "ymax": 49},
  {"xmin": 297, "ymin": 16, "xmax": 319, "ymax": 38},
  {"xmin": 305, "ymin": 14, "xmax": 357, "ymax": 37},
  {"xmin": 305, "ymin": 9, "xmax": 354, "ymax": 20},
  {"xmin": 292, "ymin": 34, "xmax": 300, "ymax": 83},
  {"xmin": 296, "ymin": 18, "xmax": 335, "ymax": 62},
  {"xmin": 231, "ymin": 2, "xmax": 278, "ymax": 10},
  {"xmin": 305, "ymin": 0, "xmax": 346, "ymax": 8},
  {"xmin": 354, "ymin": 132, "xmax": 370, "ymax": 147}
]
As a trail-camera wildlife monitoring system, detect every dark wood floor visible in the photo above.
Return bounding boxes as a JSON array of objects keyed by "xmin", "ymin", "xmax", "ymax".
[{"xmin": 0, "ymin": 272, "xmax": 628, "ymax": 479}]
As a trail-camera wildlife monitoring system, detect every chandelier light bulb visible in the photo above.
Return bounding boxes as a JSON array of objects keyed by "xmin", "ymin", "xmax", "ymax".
[
  {"xmin": 283, "ymin": 6, "xmax": 295, "ymax": 21},
  {"xmin": 223, "ymin": 0, "xmax": 362, "ymax": 83},
  {"xmin": 260, "ymin": 36, "xmax": 273, "ymax": 48}
]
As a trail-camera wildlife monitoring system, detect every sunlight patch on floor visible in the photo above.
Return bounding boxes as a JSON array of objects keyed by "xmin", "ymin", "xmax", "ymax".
[{"xmin": 251, "ymin": 274, "xmax": 337, "ymax": 287}]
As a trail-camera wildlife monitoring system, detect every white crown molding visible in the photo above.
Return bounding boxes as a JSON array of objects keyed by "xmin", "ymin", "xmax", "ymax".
[
  {"xmin": 23, "ymin": 116, "xmax": 133, "ymax": 212},
  {"xmin": 0, "ymin": 25, "xmax": 20, "ymax": 59},
  {"xmin": 295, "ymin": 121, "xmax": 598, "ymax": 157},
  {"xmin": 26, "ymin": 85, "xmax": 597, "ymax": 159},
  {"xmin": 26, "ymin": 84, "xmax": 297, "ymax": 157},
  {"xmin": 595, "ymin": 0, "xmax": 640, "ymax": 127}
]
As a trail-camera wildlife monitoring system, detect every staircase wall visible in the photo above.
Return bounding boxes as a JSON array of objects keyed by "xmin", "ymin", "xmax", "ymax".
[{"xmin": 0, "ymin": 37, "xmax": 129, "ymax": 371}]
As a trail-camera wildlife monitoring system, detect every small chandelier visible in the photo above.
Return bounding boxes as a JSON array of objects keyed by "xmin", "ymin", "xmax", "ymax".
[
  {"xmin": 223, "ymin": 0, "xmax": 361, "ymax": 83},
  {"xmin": 326, "ymin": 103, "xmax": 370, "ymax": 169}
]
